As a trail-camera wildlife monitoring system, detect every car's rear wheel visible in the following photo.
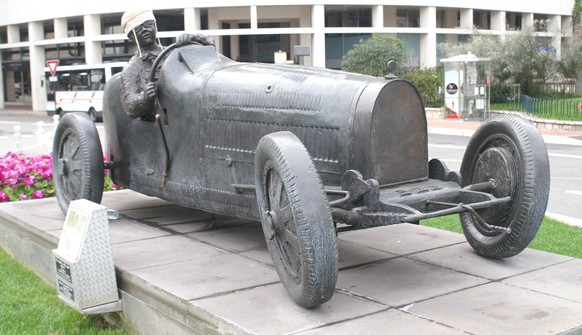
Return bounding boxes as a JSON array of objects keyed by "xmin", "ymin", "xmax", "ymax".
[
  {"xmin": 53, "ymin": 113, "xmax": 104, "ymax": 215},
  {"xmin": 460, "ymin": 115, "xmax": 550, "ymax": 258},
  {"xmin": 88, "ymin": 107, "xmax": 98, "ymax": 122},
  {"xmin": 255, "ymin": 131, "xmax": 338, "ymax": 308}
]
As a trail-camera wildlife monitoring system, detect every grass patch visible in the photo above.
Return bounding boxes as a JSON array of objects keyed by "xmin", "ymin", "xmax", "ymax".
[
  {"xmin": 491, "ymin": 102, "xmax": 526, "ymax": 112},
  {"xmin": 0, "ymin": 248, "xmax": 130, "ymax": 335},
  {"xmin": 422, "ymin": 216, "xmax": 582, "ymax": 259}
]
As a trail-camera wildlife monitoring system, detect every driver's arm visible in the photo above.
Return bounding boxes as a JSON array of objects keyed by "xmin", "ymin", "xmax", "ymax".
[{"xmin": 120, "ymin": 62, "xmax": 155, "ymax": 120}]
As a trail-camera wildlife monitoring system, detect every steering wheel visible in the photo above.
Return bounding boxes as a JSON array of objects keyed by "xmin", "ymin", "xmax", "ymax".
[{"xmin": 148, "ymin": 41, "xmax": 201, "ymax": 83}]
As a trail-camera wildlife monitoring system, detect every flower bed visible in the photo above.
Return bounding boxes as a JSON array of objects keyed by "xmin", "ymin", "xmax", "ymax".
[{"xmin": 0, "ymin": 152, "xmax": 117, "ymax": 203}]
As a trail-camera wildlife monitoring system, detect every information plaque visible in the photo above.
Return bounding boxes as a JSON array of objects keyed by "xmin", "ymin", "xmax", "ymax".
[{"xmin": 52, "ymin": 199, "xmax": 122, "ymax": 314}]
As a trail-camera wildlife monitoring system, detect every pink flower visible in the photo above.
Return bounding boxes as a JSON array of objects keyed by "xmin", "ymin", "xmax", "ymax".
[
  {"xmin": 23, "ymin": 175, "xmax": 35, "ymax": 186},
  {"xmin": 0, "ymin": 191, "xmax": 9, "ymax": 202},
  {"xmin": 578, "ymin": 102, "xmax": 582, "ymax": 112},
  {"xmin": 19, "ymin": 194, "xmax": 28, "ymax": 201},
  {"xmin": 32, "ymin": 190, "xmax": 44, "ymax": 199},
  {"xmin": 6, "ymin": 177, "xmax": 18, "ymax": 188}
]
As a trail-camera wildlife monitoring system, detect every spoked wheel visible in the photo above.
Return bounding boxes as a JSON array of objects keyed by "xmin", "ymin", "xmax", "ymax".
[
  {"xmin": 255, "ymin": 131, "xmax": 338, "ymax": 308},
  {"xmin": 53, "ymin": 113, "xmax": 104, "ymax": 215},
  {"xmin": 460, "ymin": 115, "xmax": 550, "ymax": 258}
]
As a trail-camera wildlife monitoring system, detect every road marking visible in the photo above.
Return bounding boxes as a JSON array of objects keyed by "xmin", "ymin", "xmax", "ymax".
[
  {"xmin": 545, "ymin": 212, "xmax": 582, "ymax": 228},
  {"xmin": 548, "ymin": 153, "xmax": 582, "ymax": 160},
  {"xmin": 439, "ymin": 159, "xmax": 462, "ymax": 163},
  {"xmin": 428, "ymin": 144, "xmax": 466, "ymax": 150},
  {"xmin": 565, "ymin": 190, "xmax": 582, "ymax": 196}
]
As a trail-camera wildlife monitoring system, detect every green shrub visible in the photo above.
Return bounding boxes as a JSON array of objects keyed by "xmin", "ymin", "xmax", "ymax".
[
  {"xmin": 341, "ymin": 34, "xmax": 406, "ymax": 77},
  {"xmin": 402, "ymin": 67, "xmax": 443, "ymax": 107}
]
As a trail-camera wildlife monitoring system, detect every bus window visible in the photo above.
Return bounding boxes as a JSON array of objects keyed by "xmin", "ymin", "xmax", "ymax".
[{"xmin": 45, "ymin": 61, "xmax": 127, "ymax": 120}]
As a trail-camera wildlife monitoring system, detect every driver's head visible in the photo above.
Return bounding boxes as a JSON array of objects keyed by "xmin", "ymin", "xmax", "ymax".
[{"xmin": 121, "ymin": 9, "xmax": 157, "ymax": 47}]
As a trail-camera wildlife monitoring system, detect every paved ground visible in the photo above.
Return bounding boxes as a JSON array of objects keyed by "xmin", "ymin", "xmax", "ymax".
[{"xmin": 1, "ymin": 190, "xmax": 581, "ymax": 335}]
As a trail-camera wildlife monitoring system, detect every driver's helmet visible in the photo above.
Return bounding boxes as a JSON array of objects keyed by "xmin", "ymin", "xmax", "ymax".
[{"xmin": 121, "ymin": 9, "xmax": 156, "ymax": 37}]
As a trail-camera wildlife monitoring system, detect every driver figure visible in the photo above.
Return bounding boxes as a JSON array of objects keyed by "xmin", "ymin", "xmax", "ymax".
[{"xmin": 120, "ymin": 9, "xmax": 214, "ymax": 120}]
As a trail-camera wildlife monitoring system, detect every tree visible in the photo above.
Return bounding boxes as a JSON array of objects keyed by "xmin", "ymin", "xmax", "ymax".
[{"xmin": 341, "ymin": 34, "xmax": 406, "ymax": 77}]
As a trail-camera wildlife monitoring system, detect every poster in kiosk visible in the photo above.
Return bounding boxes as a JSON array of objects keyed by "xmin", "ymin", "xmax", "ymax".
[{"xmin": 52, "ymin": 199, "xmax": 122, "ymax": 314}]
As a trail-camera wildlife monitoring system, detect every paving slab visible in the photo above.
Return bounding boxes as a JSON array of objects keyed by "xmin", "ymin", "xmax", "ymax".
[
  {"xmin": 132, "ymin": 253, "xmax": 279, "ymax": 301},
  {"xmin": 112, "ymin": 234, "xmax": 225, "ymax": 270},
  {"xmin": 338, "ymin": 224, "xmax": 467, "ymax": 255},
  {"xmin": 408, "ymin": 242, "xmax": 573, "ymax": 280},
  {"xmin": 407, "ymin": 282, "xmax": 582, "ymax": 335},
  {"xmin": 193, "ymin": 284, "xmax": 387, "ymax": 334},
  {"xmin": 336, "ymin": 257, "xmax": 488, "ymax": 307},
  {"xmin": 502, "ymin": 258, "xmax": 582, "ymax": 303},
  {"xmin": 187, "ymin": 221, "xmax": 267, "ymax": 253},
  {"xmin": 299, "ymin": 309, "xmax": 464, "ymax": 335},
  {"xmin": 0, "ymin": 190, "xmax": 581, "ymax": 335},
  {"xmin": 108, "ymin": 218, "xmax": 173, "ymax": 244}
]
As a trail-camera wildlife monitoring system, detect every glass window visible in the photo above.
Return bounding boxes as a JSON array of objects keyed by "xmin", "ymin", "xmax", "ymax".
[{"xmin": 325, "ymin": 6, "xmax": 372, "ymax": 28}]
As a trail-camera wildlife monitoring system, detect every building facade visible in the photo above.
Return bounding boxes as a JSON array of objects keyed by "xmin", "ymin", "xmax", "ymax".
[{"xmin": 0, "ymin": 0, "xmax": 576, "ymax": 112}]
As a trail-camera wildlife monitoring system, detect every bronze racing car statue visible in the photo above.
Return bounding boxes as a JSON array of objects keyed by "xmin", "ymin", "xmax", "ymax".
[{"xmin": 52, "ymin": 42, "xmax": 550, "ymax": 308}]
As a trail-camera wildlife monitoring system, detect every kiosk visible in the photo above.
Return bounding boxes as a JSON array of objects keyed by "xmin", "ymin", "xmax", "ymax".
[{"xmin": 441, "ymin": 52, "xmax": 490, "ymax": 120}]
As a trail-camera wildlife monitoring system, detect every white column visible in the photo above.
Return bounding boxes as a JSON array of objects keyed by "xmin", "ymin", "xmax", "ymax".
[
  {"xmin": 299, "ymin": 5, "xmax": 312, "ymax": 66},
  {"xmin": 208, "ymin": 8, "xmax": 220, "ymax": 52},
  {"xmin": 420, "ymin": 6, "xmax": 437, "ymax": 68},
  {"xmin": 522, "ymin": 13, "xmax": 534, "ymax": 30},
  {"xmin": 460, "ymin": 8, "xmax": 473, "ymax": 29},
  {"xmin": 7, "ymin": 25, "xmax": 20, "ymax": 43},
  {"xmin": 28, "ymin": 21, "xmax": 47, "ymax": 113},
  {"xmin": 84, "ymin": 14, "xmax": 102, "ymax": 64},
  {"xmin": 54, "ymin": 18, "xmax": 68, "ymax": 39},
  {"xmin": 549, "ymin": 15, "xmax": 562, "ymax": 59},
  {"xmin": 184, "ymin": 7, "xmax": 201, "ymax": 32},
  {"xmin": 230, "ymin": 22, "xmax": 240, "ymax": 61},
  {"xmin": 250, "ymin": 5, "xmax": 258, "ymax": 30},
  {"xmin": 311, "ymin": 5, "xmax": 325, "ymax": 68},
  {"xmin": 372, "ymin": 5, "xmax": 384, "ymax": 29},
  {"xmin": 491, "ymin": 11, "xmax": 506, "ymax": 33}
]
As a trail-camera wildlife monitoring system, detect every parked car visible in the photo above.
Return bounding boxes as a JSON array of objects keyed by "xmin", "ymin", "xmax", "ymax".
[{"xmin": 53, "ymin": 44, "xmax": 550, "ymax": 308}]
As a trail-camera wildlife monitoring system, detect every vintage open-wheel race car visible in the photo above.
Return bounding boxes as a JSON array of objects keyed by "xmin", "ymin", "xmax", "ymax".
[{"xmin": 52, "ymin": 43, "xmax": 550, "ymax": 308}]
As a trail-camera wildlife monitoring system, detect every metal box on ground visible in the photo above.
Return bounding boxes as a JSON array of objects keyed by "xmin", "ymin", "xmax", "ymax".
[{"xmin": 52, "ymin": 199, "xmax": 121, "ymax": 314}]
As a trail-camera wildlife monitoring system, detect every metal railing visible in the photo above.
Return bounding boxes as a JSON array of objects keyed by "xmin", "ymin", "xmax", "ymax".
[
  {"xmin": 493, "ymin": 95, "xmax": 582, "ymax": 121},
  {"xmin": 521, "ymin": 95, "xmax": 582, "ymax": 121}
]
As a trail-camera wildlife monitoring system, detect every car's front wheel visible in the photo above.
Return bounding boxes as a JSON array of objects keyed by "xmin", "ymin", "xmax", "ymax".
[
  {"xmin": 460, "ymin": 115, "xmax": 550, "ymax": 258},
  {"xmin": 255, "ymin": 131, "xmax": 338, "ymax": 308},
  {"xmin": 53, "ymin": 113, "xmax": 104, "ymax": 215}
]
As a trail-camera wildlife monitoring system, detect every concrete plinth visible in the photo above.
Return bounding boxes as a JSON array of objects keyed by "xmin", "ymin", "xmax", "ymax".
[{"xmin": 1, "ymin": 190, "xmax": 581, "ymax": 334}]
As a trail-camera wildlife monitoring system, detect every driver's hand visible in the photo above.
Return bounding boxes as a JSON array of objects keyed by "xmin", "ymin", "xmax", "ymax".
[
  {"xmin": 176, "ymin": 33, "xmax": 215, "ymax": 48},
  {"xmin": 175, "ymin": 34, "xmax": 192, "ymax": 47},
  {"xmin": 145, "ymin": 82, "xmax": 157, "ymax": 101}
]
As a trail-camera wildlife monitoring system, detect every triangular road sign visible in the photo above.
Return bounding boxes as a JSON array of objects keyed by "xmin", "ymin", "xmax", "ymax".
[{"xmin": 46, "ymin": 60, "xmax": 59, "ymax": 76}]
